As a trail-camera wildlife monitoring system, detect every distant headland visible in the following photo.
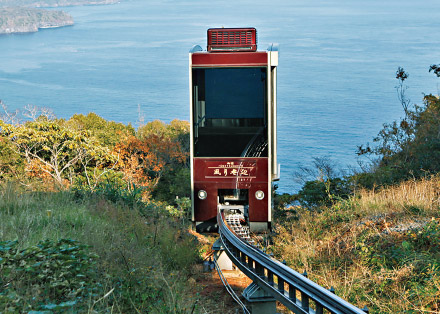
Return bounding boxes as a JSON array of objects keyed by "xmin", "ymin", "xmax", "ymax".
[
  {"xmin": 0, "ymin": 0, "xmax": 118, "ymax": 7},
  {"xmin": 0, "ymin": 0, "xmax": 118, "ymax": 34},
  {"xmin": 0, "ymin": 7, "xmax": 74, "ymax": 34}
]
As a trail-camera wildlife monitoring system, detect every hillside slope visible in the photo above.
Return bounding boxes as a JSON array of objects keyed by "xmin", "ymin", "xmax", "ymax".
[{"xmin": 271, "ymin": 177, "xmax": 440, "ymax": 313}]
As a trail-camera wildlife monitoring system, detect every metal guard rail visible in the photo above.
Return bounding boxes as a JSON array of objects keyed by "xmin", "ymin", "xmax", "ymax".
[{"xmin": 217, "ymin": 211, "xmax": 367, "ymax": 314}]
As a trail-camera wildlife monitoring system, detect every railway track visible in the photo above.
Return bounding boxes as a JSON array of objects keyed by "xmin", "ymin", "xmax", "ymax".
[{"xmin": 217, "ymin": 210, "xmax": 369, "ymax": 314}]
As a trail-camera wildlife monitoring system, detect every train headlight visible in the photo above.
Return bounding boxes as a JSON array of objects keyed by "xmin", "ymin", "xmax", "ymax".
[
  {"xmin": 198, "ymin": 190, "xmax": 207, "ymax": 200},
  {"xmin": 255, "ymin": 190, "xmax": 265, "ymax": 200}
]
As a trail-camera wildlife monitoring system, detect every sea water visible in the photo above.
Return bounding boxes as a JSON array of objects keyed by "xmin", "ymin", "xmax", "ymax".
[{"xmin": 0, "ymin": 0, "xmax": 439, "ymax": 192}]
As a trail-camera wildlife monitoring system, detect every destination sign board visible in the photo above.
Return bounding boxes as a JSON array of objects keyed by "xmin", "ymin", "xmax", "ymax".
[{"xmin": 205, "ymin": 161, "xmax": 257, "ymax": 179}]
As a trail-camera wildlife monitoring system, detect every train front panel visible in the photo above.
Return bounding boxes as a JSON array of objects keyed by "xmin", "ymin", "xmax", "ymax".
[{"xmin": 189, "ymin": 28, "xmax": 278, "ymax": 232}]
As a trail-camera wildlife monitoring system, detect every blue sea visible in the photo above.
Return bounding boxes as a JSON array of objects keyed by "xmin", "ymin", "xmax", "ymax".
[{"xmin": 1, "ymin": 0, "xmax": 439, "ymax": 192}]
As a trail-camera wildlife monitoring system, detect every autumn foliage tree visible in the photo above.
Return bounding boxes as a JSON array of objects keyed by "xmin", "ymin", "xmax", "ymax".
[
  {"xmin": 114, "ymin": 131, "xmax": 188, "ymax": 199},
  {"xmin": 136, "ymin": 119, "xmax": 190, "ymax": 201}
]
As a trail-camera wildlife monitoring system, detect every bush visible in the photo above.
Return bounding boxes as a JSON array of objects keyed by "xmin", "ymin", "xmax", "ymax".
[
  {"xmin": 296, "ymin": 177, "xmax": 351, "ymax": 208},
  {"xmin": 73, "ymin": 174, "xmax": 145, "ymax": 208},
  {"xmin": 0, "ymin": 239, "xmax": 101, "ymax": 313},
  {"xmin": 153, "ymin": 167, "xmax": 190, "ymax": 203}
]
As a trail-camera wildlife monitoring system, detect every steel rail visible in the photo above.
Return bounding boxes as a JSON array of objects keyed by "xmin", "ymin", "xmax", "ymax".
[
  {"xmin": 212, "ymin": 252, "xmax": 251, "ymax": 314},
  {"xmin": 217, "ymin": 211, "xmax": 368, "ymax": 314}
]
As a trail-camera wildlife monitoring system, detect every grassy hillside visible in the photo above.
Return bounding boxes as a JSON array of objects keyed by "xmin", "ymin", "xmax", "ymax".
[
  {"xmin": 0, "ymin": 182, "xmax": 201, "ymax": 313},
  {"xmin": 271, "ymin": 177, "xmax": 440, "ymax": 313},
  {"xmin": 0, "ymin": 113, "xmax": 242, "ymax": 313}
]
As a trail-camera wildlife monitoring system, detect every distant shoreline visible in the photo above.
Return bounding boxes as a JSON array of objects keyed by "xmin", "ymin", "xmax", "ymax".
[
  {"xmin": 0, "ymin": 0, "xmax": 118, "ymax": 8},
  {"xmin": 31, "ymin": 0, "xmax": 118, "ymax": 7},
  {"xmin": 0, "ymin": 0, "xmax": 118, "ymax": 34},
  {"xmin": 0, "ymin": 7, "xmax": 74, "ymax": 34}
]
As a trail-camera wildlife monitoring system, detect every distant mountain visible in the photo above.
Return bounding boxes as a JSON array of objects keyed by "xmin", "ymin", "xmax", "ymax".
[
  {"xmin": 0, "ymin": 0, "xmax": 118, "ymax": 7},
  {"xmin": 0, "ymin": 7, "xmax": 73, "ymax": 33}
]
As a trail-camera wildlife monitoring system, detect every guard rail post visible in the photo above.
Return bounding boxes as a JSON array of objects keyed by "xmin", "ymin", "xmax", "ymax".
[
  {"xmin": 242, "ymin": 282, "xmax": 277, "ymax": 314},
  {"xmin": 212, "ymin": 238, "xmax": 234, "ymax": 270}
]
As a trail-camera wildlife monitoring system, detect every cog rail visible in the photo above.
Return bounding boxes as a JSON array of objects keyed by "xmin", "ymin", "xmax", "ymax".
[{"xmin": 217, "ymin": 211, "xmax": 367, "ymax": 314}]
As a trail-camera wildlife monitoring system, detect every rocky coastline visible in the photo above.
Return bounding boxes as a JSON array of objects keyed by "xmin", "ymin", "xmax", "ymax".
[
  {"xmin": 0, "ymin": 0, "xmax": 118, "ymax": 7},
  {"xmin": 0, "ymin": 7, "xmax": 74, "ymax": 34},
  {"xmin": 0, "ymin": 0, "xmax": 118, "ymax": 34}
]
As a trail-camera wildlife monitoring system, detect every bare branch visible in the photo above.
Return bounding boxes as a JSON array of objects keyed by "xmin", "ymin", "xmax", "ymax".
[
  {"xmin": 23, "ymin": 104, "xmax": 38, "ymax": 120},
  {"xmin": 0, "ymin": 100, "xmax": 20, "ymax": 125},
  {"xmin": 40, "ymin": 107, "xmax": 56, "ymax": 120}
]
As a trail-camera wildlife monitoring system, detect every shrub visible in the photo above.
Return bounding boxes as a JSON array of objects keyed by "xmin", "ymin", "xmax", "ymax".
[
  {"xmin": 0, "ymin": 239, "xmax": 101, "ymax": 313},
  {"xmin": 296, "ymin": 177, "xmax": 351, "ymax": 208}
]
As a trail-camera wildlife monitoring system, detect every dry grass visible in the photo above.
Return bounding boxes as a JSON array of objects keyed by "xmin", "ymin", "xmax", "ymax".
[
  {"xmin": 272, "ymin": 177, "xmax": 440, "ymax": 313},
  {"xmin": 355, "ymin": 176, "xmax": 440, "ymax": 215}
]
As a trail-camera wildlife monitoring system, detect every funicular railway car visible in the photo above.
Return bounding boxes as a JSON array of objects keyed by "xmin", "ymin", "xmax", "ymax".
[{"xmin": 190, "ymin": 28, "xmax": 279, "ymax": 232}]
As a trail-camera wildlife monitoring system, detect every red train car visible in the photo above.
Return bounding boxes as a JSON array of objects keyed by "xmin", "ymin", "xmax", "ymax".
[{"xmin": 190, "ymin": 28, "xmax": 279, "ymax": 232}]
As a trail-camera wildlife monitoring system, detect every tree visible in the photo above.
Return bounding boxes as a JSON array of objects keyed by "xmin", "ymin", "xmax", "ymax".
[
  {"xmin": 114, "ymin": 135, "xmax": 162, "ymax": 198},
  {"xmin": 357, "ymin": 66, "xmax": 440, "ymax": 186},
  {"xmin": 0, "ymin": 128, "xmax": 24, "ymax": 181},
  {"xmin": 429, "ymin": 64, "xmax": 440, "ymax": 77},
  {"xmin": 137, "ymin": 119, "xmax": 190, "ymax": 150},
  {"xmin": 136, "ymin": 119, "xmax": 191, "ymax": 202},
  {"xmin": 357, "ymin": 67, "xmax": 415, "ymax": 161},
  {"xmin": 114, "ymin": 130, "xmax": 188, "ymax": 200},
  {"xmin": 0, "ymin": 118, "xmax": 114, "ymax": 187},
  {"xmin": 66, "ymin": 112, "xmax": 135, "ymax": 147}
]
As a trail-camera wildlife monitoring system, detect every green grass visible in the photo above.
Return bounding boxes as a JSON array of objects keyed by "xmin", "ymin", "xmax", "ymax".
[{"xmin": 0, "ymin": 182, "xmax": 201, "ymax": 313}]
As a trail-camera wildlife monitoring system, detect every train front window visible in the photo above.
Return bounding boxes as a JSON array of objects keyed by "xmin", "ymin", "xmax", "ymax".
[{"xmin": 193, "ymin": 67, "xmax": 268, "ymax": 157}]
